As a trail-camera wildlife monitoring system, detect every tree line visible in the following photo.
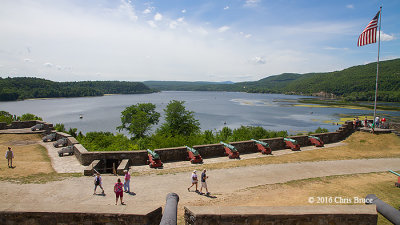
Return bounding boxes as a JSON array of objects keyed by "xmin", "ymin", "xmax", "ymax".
[
  {"xmin": 144, "ymin": 58, "xmax": 400, "ymax": 102},
  {"xmin": 0, "ymin": 77, "xmax": 154, "ymax": 101}
]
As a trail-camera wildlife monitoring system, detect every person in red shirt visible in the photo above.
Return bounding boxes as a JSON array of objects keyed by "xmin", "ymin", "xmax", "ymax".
[{"xmin": 114, "ymin": 178, "xmax": 125, "ymax": 205}]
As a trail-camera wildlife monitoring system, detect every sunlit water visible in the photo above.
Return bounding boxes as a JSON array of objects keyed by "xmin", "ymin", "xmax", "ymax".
[{"xmin": 1, "ymin": 91, "xmax": 399, "ymax": 135}]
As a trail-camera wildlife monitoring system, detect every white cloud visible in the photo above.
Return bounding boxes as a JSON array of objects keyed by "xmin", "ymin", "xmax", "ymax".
[
  {"xmin": 143, "ymin": 7, "xmax": 154, "ymax": 14},
  {"xmin": 244, "ymin": 0, "xmax": 260, "ymax": 8},
  {"xmin": 24, "ymin": 58, "xmax": 32, "ymax": 62},
  {"xmin": 43, "ymin": 62, "xmax": 53, "ymax": 68},
  {"xmin": 346, "ymin": 4, "xmax": 354, "ymax": 9},
  {"xmin": 251, "ymin": 56, "xmax": 266, "ymax": 64},
  {"xmin": 224, "ymin": 6, "xmax": 230, "ymax": 10},
  {"xmin": 218, "ymin": 26, "xmax": 230, "ymax": 33},
  {"xmin": 147, "ymin": 20, "xmax": 157, "ymax": 28},
  {"xmin": 182, "ymin": 9, "xmax": 186, "ymax": 13},
  {"xmin": 323, "ymin": 46, "xmax": 349, "ymax": 51},
  {"xmin": 169, "ymin": 17, "xmax": 185, "ymax": 29},
  {"xmin": 117, "ymin": 0, "xmax": 138, "ymax": 21},
  {"xmin": 380, "ymin": 31, "xmax": 395, "ymax": 42},
  {"xmin": 154, "ymin": 13, "xmax": 163, "ymax": 21}
]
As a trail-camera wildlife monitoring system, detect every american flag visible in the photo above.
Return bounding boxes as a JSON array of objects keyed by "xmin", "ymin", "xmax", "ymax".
[{"xmin": 357, "ymin": 11, "xmax": 380, "ymax": 46}]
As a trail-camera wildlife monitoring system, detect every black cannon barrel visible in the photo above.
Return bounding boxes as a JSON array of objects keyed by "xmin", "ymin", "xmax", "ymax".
[
  {"xmin": 160, "ymin": 193, "xmax": 179, "ymax": 225},
  {"xmin": 366, "ymin": 194, "xmax": 400, "ymax": 224}
]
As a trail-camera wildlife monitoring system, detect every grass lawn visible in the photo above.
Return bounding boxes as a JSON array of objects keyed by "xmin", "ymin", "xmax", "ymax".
[
  {"xmin": 0, "ymin": 134, "xmax": 80, "ymax": 183},
  {"xmin": 182, "ymin": 172, "xmax": 400, "ymax": 225}
]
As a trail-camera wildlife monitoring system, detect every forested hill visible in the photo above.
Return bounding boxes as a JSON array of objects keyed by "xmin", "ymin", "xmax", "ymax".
[
  {"xmin": 144, "ymin": 58, "xmax": 400, "ymax": 102},
  {"xmin": 238, "ymin": 58, "xmax": 400, "ymax": 101},
  {"xmin": 0, "ymin": 77, "xmax": 153, "ymax": 101}
]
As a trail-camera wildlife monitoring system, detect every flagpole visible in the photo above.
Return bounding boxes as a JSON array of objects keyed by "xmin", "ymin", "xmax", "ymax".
[{"xmin": 372, "ymin": 6, "xmax": 382, "ymax": 131}]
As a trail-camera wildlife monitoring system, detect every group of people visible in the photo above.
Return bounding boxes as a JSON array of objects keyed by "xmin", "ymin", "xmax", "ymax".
[
  {"xmin": 93, "ymin": 170, "xmax": 131, "ymax": 205},
  {"xmin": 354, "ymin": 116, "xmax": 388, "ymax": 129},
  {"xmin": 188, "ymin": 169, "xmax": 210, "ymax": 195}
]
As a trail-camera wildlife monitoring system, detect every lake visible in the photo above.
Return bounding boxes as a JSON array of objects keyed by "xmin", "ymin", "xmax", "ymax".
[{"xmin": 1, "ymin": 91, "xmax": 399, "ymax": 135}]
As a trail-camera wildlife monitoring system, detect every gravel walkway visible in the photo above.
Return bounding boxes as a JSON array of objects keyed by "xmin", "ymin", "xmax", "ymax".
[{"xmin": 0, "ymin": 157, "xmax": 399, "ymax": 214}]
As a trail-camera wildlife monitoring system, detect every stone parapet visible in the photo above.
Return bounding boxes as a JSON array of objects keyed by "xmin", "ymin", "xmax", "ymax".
[
  {"xmin": 0, "ymin": 207, "xmax": 162, "ymax": 225},
  {"xmin": 184, "ymin": 205, "xmax": 377, "ymax": 225}
]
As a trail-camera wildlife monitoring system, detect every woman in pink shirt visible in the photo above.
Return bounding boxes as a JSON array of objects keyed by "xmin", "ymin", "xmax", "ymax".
[{"xmin": 114, "ymin": 178, "xmax": 125, "ymax": 205}]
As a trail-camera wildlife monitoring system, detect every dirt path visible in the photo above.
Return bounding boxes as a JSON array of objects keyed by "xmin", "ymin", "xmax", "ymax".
[{"xmin": 0, "ymin": 158, "xmax": 399, "ymax": 214}]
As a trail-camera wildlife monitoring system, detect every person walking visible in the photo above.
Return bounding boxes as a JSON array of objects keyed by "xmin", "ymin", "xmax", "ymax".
[
  {"xmin": 114, "ymin": 178, "xmax": 125, "ymax": 205},
  {"xmin": 124, "ymin": 170, "xmax": 131, "ymax": 193},
  {"xmin": 93, "ymin": 172, "xmax": 105, "ymax": 195},
  {"xmin": 199, "ymin": 169, "xmax": 210, "ymax": 195},
  {"xmin": 187, "ymin": 170, "xmax": 198, "ymax": 192},
  {"xmin": 5, "ymin": 147, "xmax": 14, "ymax": 168}
]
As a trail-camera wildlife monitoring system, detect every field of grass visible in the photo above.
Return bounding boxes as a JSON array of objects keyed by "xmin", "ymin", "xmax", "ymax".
[
  {"xmin": 0, "ymin": 134, "xmax": 80, "ymax": 183},
  {"xmin": 136, "ymin": 132, "xmax": 400, "ymax": 177},
  {"xmin": 184, "ymin": 172, "xmax": 400, "ymax": 225}
]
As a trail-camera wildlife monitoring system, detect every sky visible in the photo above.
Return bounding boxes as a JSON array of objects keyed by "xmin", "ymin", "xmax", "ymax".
[{"xmin": 0, "ymin": 0, "xmax": 399, "ymax": 82}]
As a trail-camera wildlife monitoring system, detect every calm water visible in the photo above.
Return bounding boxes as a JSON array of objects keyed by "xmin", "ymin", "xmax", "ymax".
[{"xmin": 1, "ymin": 91, "xmax": 399, "ymax": 135}]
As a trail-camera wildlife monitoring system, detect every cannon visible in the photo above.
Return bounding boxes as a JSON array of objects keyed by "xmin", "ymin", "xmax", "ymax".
[
  {"xmin": 58, "ymin": 146, "xmax": 74, "ymax": 157},
  {"xmin": 53, "ymin": 138, "xmax": 68, "ymax": 148},
  {"xmin": 366, "ymin": 194, "xmax": 400, "ymax": 224},
  {"xmin": 42, "ymin": 133, "xmax": 56, "ymax": 142},
  {"xmin": 146, "ymin": 149, "xmax": 163, "ymax": 168},
  {"xmin": 185, "ymin": 146, "xmax": 203, "ymax": 164},
  {"xmin": 251, "ymin": 139, "xmax": 272, "ymax": 155},
  {"xmin": 220, "ymin": 141, "xmax": 240, "ymax": 159},
  {"xmin": 388, "ymin": 170, "xmax": 400, "ymax": 187},
  {"xmin": 31, "ymin": 124, "xmax": 44, "ymax": 131},
  {"xmin": 160, "ymin": 193, "xmax": 179, "ymax": 225},
  {"xmin": 284, "ymin": 138, "xmax": 300, "ymax": 151},
  {"xmin": 308, "ymin": 136, "xmax": 324, "ymax": 147}
]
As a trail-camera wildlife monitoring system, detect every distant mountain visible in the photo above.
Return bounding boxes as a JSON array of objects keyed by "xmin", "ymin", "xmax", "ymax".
[
  {"xmin": 240, "ymin": 58, "xmax": 400, "ymax": 101},
  {"xmin": 0, "ymin": 77, "xmax": 153, "ymax": 101},
  {"xmin": 143, "ymin": 80, "xmax": 234, "ymax": 91},
  {"xmin": 143, "ymin": 58, "xmax": 400, "ymax": 102},
  {"xmin": 2, "ymin": 58, "xmax": 399, "ymax": 102}
]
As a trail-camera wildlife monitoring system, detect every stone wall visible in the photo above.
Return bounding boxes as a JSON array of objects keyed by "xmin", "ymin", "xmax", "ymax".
[
  {"xmin": 0, "ymin": 207, "xmax": 162, "ymax": 225},
  {"xmin": 184, "ymin": 205, "xmax": 377, "ymax": 225},
  {"xmin": 0, "ymin": 120, "xmax": 53, "ymax": 132},
  {"xmin": 51, "ymin": 121, "xmax": 356, "ymax": 168}
]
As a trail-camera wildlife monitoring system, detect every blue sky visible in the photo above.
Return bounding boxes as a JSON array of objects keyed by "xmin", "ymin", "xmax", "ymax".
[{"xmin": 0, "ymin": 0, "xmax": 398, "ymax": 82}]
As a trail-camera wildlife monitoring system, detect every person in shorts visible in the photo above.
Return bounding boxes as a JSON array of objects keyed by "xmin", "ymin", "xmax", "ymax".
[
  {"xmin": 114, "ymin": 178, "xmax": 125, "ymax": 205},
  {"xmin": 200, "ymin": 169, "xmax": 210, "ymax": 195},
  {"xmin": 188, "ymin": 170, "xmax": 198, "ymax": 192},
  {"xmin": 93, "ymin": 172, "xmax": 105, "ymax": 195}
]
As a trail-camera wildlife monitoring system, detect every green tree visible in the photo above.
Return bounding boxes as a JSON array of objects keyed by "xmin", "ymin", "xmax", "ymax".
[
  {"xmin": 158, "ymin": 100, "xmax": 200, "ymax": 136},
  {"xmin": 17, "ymin": 113, "xmax": 42, "ymax": 121},
  {"xmin": 117, "ymin": 103, "xmax": 160, "ymax": 138},
  {"xmin": 0, "ymin": 111, "xmax": 13, "ymax": 124}
]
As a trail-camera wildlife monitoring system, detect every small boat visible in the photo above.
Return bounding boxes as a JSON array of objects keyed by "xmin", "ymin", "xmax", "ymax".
[{"xmin": 79, "ymin": 114, "xmax": 83, "ymax": 119}]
